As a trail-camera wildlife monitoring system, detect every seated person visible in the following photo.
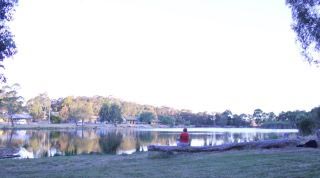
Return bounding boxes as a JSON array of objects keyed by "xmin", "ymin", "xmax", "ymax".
[{"xmin": 177, "ymin": 128, "xmax": 190, "ymax": 146}]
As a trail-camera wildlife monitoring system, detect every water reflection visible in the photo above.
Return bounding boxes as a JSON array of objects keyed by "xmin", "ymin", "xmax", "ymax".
[{"xmin": 0, "ymin": 128, "xmax": 298, "ymax": 158}]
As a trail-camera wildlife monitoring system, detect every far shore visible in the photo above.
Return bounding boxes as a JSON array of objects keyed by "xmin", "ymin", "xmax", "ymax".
[
  {"xmin": 0, "ymin": 123, "xmax": 158, "ymax": 130},
  {"xmin": 0, "ymin": 122, "xmax": 300, "ymax": 130}
]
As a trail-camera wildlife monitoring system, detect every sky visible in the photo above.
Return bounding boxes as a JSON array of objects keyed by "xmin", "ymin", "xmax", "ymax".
[{"xmin": 3, "ymin": 0, "xmax": 320, "ymax": 114}]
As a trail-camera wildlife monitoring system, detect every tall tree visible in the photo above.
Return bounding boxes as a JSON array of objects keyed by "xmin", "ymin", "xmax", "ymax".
[
  {"xmin": 69, "ymin": 101, "xmax": 94, "ymax": 126},
  {"xmin": 58, "ymin": 96, "xmax": 74, "ymax": 120},
  {"xmin": 0, "ymin": 83, "xmax": 23, "ymax": 126},
  {"xmin": 99, "ymin": 103, "xmax": 122, "ymax": 124},
  {"xmin": 0, "ymin": 0, "xmax": 18, "ymax": 82},
  {"xmin": 27, "ymin": 93, "xmax": 51, "ymax": 120},
  {"xmin": 253, "ymin": 109, "xmax": 264, "ymax": 125},
  {"xmin": 286, "ymin": 0, "xmax": 320, "ymax": 64},
  {"xmin": 138, "ymin": 111, "xmax": 156, "ymax": 124}
]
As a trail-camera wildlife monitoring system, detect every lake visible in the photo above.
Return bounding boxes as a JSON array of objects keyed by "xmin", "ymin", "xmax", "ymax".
[{"xmin": 0, "ymin": 128, "xmax": 298, "ymax": 158}]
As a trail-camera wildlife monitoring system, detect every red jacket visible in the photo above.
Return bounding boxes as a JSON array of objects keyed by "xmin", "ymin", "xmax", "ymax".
[{"xmin": 180, "ymin": 132, "xmax": 189, "ymax": 143}]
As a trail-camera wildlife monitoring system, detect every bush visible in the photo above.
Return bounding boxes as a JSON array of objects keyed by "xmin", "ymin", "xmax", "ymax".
[
  {"xmin": 50, "ymin": 115, "xmax": 62, "ymax": 124},
  {"xmin": 298, "ymin": 119, "xmax": 316, "ymax": 136},
  {"xmin": 159, "ymin": 115, "xmax": 175, "ymax": 126},
  {"xmin": 261, "ymin": 121, "xmax": 292, "ymax": 129},
  {"xmin": 138, "ymin": 112, "xmax": 156, "ymax": 124}
]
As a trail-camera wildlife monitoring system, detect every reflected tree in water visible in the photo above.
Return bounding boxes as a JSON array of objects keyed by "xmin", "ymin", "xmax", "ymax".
[{"xmin": 99, "ymin": 132, "xmax": 123, "ymax": 154}]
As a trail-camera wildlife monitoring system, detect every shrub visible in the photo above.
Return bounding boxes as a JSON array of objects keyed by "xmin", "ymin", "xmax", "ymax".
[
  {"xmin": 298, "ymin": 119, "xmax": 316, "ymax": 136},
  {"xmin": 159, "ymin": 115, "xmax": 175, "ymax": 126},
  {"xmin": 50, "ymin": 115, "xmax": 62, "ymax": 124},
  {"xmin": 138, "ymin": 112, "xmax": 156, "ymax": 124}
]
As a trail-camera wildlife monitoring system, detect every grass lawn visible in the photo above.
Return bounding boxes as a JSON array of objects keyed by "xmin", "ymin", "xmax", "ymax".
[{"xmin": 1, "ymin": 148, "xmax": 320, "ymax": 178}]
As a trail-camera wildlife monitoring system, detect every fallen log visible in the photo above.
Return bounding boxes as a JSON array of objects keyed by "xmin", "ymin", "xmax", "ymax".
[{"xmin": 147, "ymin": 139, "xmax": 300, "ymax": 152}]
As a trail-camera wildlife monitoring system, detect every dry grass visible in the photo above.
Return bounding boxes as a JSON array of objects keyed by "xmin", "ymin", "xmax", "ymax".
[{"xmin": 1, "ymin": 148, "xmax": 320, "ymax": 178}]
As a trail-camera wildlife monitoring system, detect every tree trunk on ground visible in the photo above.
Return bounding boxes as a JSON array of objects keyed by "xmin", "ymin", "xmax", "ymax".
[{"xmin": 147, "ymin": 139, "xmax": 300, "ymax": 152}]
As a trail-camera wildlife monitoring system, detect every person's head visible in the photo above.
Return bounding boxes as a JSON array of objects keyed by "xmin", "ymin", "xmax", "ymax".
[{"xmin": 183, "ymin": 128, "xmax": 187, "ymax": 132}]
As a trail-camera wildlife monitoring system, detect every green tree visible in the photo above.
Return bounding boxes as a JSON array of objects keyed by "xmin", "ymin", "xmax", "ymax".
[
  {"xmin": 215, "ymin": 110, "xmax": 232, "ymax": 126},
  {"xmin": 0, "ymin": 0, "xmax": 18, "ymax": 82},
  {"xmin": 69, "ymin": 101, "xmax": 94, "ymax": 126},
  {"xmin": 286, "ymin": 0, "xmax": 320, "ymax": 64},
  {"xmin": 298, "ymin": 118, "xmax": 316, "ymax": 136},
  {"xmin": 27, "ymin": 93, "xmax": 51, "ymax": 121},
  {"xmin": 310, "ymin": 106, "xmax": 320, "ymax": 128},
  {"xmin": 158, "ymin": 115, "xmax": 175, "ymax": 126},
  {"xmin": 253, "ymin": 109, "xmax": 263, "ymax": 124},
  {"xmin": 58, "ymin": 96, "xmax": 74, "ymax": 121},
  {"xmin": 0, "ymin": 84, "xmax": 24, "ymax": 126},
  {"xmin": 99, "ymin": 103, "xmax": 122, "ymax": 124},
  {"xmin": 138, "ymin": 112, "xmax": 156, "ymax": 124}
]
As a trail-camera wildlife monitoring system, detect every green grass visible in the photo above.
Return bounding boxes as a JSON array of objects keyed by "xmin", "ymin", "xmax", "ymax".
[{"xmin": 1, "ymin": 148, "xmax": 320, "ymax": 178}]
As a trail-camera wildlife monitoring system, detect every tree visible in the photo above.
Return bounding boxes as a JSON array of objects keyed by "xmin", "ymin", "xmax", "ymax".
[
  {"xmin": 0, "ymin": 0, "xmax": 18, "ymax": 82},
  {"xmin": 277, "ymin": 110, "xmax": 309, "ymax": 128},
  {"xmin": 99, "ymin": 103, "xmax": 122, "ymax": 124},
  {"xmin": 69, "ymin": 101, "xmax": 94, "ymax": 126},
  {"xmin": 310, "ymin": 106, "xmax": 320, "ymax": 128},
  {"xmin": 58, "ymin": 96, "xmax": 74, "ymax": 121},
  {"xmin": 0, "ymin": 83, "xmax": 24, "ymax": 126},
  {"xmin": 253, "ymin": 109, "xmax": 264, "ymax": 126},
  {"xmin": 27, "ymin": 93, "xmax": 51, "ymax": 121},
  {"xmin": 138, "ymin": 112, "xmax": 156, "ymax": 124},
  {"xmin": 216, "ymin": 110, "xmax": 232, "ymax": 126},
  {"xmin": 286, "ymin": 0, "xmax": 320, "ymax": 64},
  {"xmin": 158, "ymin": 115, "xmax": 175, "ymax": 126},
  {"xmin": 298, "ymin": 118, "xmax": 316, "ymax": 136}
]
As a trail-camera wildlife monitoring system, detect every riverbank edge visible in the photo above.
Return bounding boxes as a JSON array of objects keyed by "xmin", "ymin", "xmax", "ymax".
[
  {"xmin": 0, "ymin": 123, "xmax": 157, "ymax": 130},
  {"xmin": 0, "ymin": 123, "xmax": 300, "ymax": 131}
]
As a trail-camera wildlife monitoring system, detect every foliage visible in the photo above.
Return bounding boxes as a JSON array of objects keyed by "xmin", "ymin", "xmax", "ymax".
[
  {"xmin": 99, "ymin": 103, "xmax": 122, "ymax": 124},
  {"xmin": 58, "ymin": 96, "xmax": 74, "ymax": 120},
  {"xmin": 27, "ymin": 93, "xmax": 51, "ymax": 120},
  {"xmin": 215, "ymin": 110, "xmax": 231, "ymax": 126},
  {"xmin": 286, "ymin": 0, "xmax": 320, "ymax": 64},
  {"xmin": 158, "ymin": 115, "xmax": 175, "ymax": 126},
  {"xmin": 278, "ymin": 110, "xmax": 309, "ymax": 128},
  {"xmin": 253, "ymin": 109, "xmax": 264, "ymax": 125},
  {"xmin": 138, "ymin": 112, "xmax": 156, "ymax": 124},
  {"xmin": 298, "ymin": 118, "xmax": 317, "ymax": 136},
  {"xmin": 0, "ymin": 84, "xmax": 23, "ymax": 125},
  {"xmin": 0, "ymin": 0, "xmax": 18, "ymax": 82},
  {"xmin": 17, "ymin": 93, "xmax": 320, "ymax": 128},
  {"xmin": 69, "ymin": 101, "xmax": 94, "ymax": 124},
  {"xmin": 261, "ymin": 121, "xmax": 293, "ymax": 129},
  {"xmin": 310, "ymin": 106, "xmax": 320, "ymax": 127},
  {"xmin": 50, "ymin": 115, "xmax": 62, "ymax": 124}
]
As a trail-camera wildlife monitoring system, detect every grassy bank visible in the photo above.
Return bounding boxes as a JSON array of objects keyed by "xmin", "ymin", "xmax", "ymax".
[{"xmin": 1, "ymin": 148, "xmax": 320, "ymax": 178}]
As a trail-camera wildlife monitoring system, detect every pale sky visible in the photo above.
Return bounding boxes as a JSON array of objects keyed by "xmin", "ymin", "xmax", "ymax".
[{"xmin": 3, "ymin": 0, "xmax": 320, "ymax": 114}]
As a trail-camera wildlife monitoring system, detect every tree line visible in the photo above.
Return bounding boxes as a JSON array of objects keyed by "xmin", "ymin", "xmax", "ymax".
[{"xmin": 1, "ymin": 84, "xmax": 319, "ymax": 134}]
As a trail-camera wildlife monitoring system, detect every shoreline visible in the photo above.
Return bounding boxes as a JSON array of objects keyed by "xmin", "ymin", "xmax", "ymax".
[
  {"xmin": 0, "ymin": 123, "xmax": 158, "ymax": 130},
  {"xmin": 0, "ymin": 123, "xmax": 299, "ymax": 131}
]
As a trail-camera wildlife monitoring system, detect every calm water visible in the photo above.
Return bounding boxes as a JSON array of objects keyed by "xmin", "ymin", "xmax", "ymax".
[{"xmin": 0, "ymin": 128, "xmax": 298, "ymax": 158}]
